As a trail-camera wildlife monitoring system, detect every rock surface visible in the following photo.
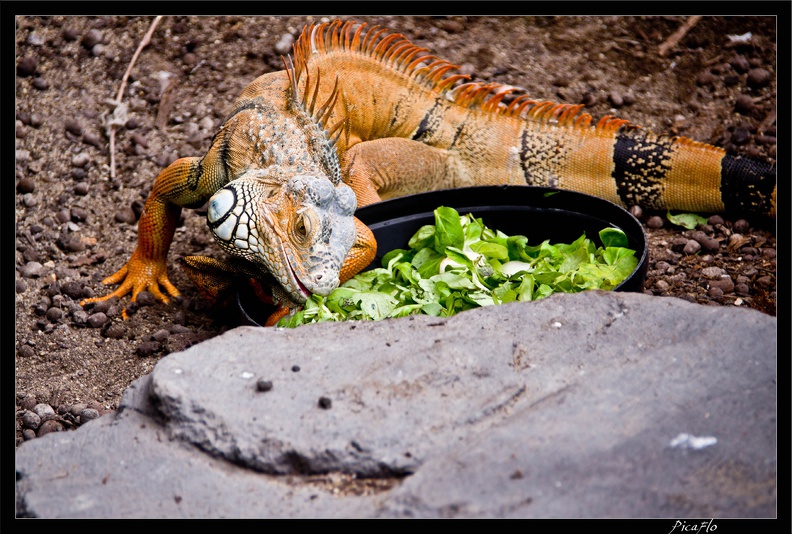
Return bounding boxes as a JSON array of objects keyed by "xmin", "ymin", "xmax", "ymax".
[{"xmin": 15, "ymin": 291, "xmax": 777, "ymax": 518}]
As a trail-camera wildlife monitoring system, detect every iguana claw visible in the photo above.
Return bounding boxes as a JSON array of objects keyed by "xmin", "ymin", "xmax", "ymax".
[{"xmin": 81, "ymin": 250, "xmax": 180, "ymax": 319}]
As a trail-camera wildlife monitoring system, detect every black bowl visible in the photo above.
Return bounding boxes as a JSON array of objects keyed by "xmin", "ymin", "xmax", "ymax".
[{"xmin": 239, "ymin": 185, "xmax": 648, "ymax": 326}]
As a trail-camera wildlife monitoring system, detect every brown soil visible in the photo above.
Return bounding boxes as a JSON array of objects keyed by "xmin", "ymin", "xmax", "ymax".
[{"xmin": 15, "ymin": 16, "xmax": 776, "ymax": 445}]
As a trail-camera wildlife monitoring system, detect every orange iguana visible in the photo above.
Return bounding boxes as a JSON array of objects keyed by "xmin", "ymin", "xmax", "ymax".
[{"xmin": 82, "ymin": 19, "xmax": 777, "ymax": 324}]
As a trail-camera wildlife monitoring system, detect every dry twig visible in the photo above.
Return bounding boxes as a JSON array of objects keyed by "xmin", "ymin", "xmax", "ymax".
[
  {"xmin": 108, "ymin": 16, "xmax": 164, "ymax": 180},
  {"xmin": 658, "ymin": 16, "xmax": 702, "ymax": 57}
]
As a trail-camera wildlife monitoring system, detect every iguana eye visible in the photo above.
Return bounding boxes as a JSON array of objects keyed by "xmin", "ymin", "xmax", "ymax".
[{"xmin": 295, "ymin": 214, "xmax": 311, "ymax": 239}]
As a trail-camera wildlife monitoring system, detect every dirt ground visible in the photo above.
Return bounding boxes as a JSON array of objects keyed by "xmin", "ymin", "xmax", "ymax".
[{"xmin": 15, "ymin": 15, "xmax": 776, "ymax": 445}]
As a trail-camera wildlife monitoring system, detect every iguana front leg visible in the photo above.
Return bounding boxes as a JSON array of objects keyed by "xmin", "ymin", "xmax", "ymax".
[
  {"xmin": 81, "ymin": 157, "xmax": 205, "ymax": 315},
  {"xmin": 342, "ymin": 137, "xmax": 458, "ymax": 207}
]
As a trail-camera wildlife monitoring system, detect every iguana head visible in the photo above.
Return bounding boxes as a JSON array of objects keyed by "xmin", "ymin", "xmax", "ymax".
[{"xmin": 206, "ymin": 170, "xmax": 357, "ymax": 304}]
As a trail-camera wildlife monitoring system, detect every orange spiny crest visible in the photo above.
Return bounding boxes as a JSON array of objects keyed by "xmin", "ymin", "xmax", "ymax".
[
  {"xmin": 362, "ymin": 26, "xmax": 388, "ymax": 52},
  {"xmin": 350, "ymin": 22, "xmax": 367, "ymax": 51},
  {"xmin": 435, "ymin": 74, "xmax": 469, "ymax": 93},
  {"xmin": 398, "ymin": 46, "xmax": 431, "ymax": 72},
  {"xmin": 505, "ymin": 95, "xmax": 535, "ymax": 116},
  {"xmin": 557, "ymin": 104, "xmax": 585, "ymax": 125},
  {"xmin": 373, "ymin": 33, "xmax": 406, "ymax": 59},
  {"xmin": 383, "ymin": 41, "xmax": 414, "ymax": 64},
  {"xmin": 525, "ymin": 101, "xmax": 555, "ymax": 119},
  {"xmin": 481, "ymin": 86, "xmax": 516, "ymax": 113},
  {"xmin": 330, "ymin": 20, "xmax": 345, "ymax": 49}
]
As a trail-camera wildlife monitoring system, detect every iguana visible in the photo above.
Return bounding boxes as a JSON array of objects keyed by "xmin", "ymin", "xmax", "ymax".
[{"xmin": 82, "ymin": 19, "xmax": 777, "ymax": 325}]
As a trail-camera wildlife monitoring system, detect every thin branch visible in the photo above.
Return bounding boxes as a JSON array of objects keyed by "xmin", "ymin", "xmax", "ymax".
[
  {"xmin": 658, "ymin": 16, "xmax": 702, "ymax": 57},
  {"xmin": 109, "ymin": 16, "xmax": 164, "ymax": 180}
]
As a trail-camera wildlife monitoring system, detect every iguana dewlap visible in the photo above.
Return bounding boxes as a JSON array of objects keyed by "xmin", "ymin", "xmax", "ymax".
[{"xmin": 83, "ymin": 19, "xmax": 776, "ymax": 321}]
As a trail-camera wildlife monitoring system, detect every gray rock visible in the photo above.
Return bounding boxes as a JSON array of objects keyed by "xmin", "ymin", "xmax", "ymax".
[{"xmin": 15, "ymin": 291, "xmax": 776, "ymax": 518}]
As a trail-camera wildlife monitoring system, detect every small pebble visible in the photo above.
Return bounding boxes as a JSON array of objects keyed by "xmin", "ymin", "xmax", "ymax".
[
  {"xmin": 152, "ymin": 329, "xmax": 170, "ymax": 342},
  {"xmin": 20, "ymin": 396, "xmax": 38, "ymax": 411},
  {"xmin": 91, "ymin": 297, "xmax": 118, "ymax": 314},
  {"xmin": 21, "ymin": 261, "xmax": 45, "ymax": 278},
  {"xmin": 16, "ymin": 121, "xmax": 27, "ymax": 139},
  {"xmin": 136, "ymin": 341, "xmax": 161, "ymax": 357},
  {"xmin": 46, "ymin": 307, "xmax": 63, "ymax": 322},
  {"xmin": 17, "ymin": 177, "xmax": 35, "ymax": 194},
  {"xmin": 83, "ymin": 132, "xmax": 103, "ymax": 148},
  {"xmin": 580, "ymin": 92, "xmax": 597, "ymax": 107},
  {"xmin": 16, "ymin": 279, "xmax": 27, "ymax": 294},
  {"xmin": 171, "ymin": 310, "xmax": 187, "ymax": 326},
  {"xmin": 723, "ymin": 74, "xmax": 739, "ymax": 87},
  {"xmin": 732, "ymin": 219, "xmax": 750, "ymax": 233},
  {"xmin": 33, "ymin": 403, "xmax": 56, "ymax": 419},
  {"xmin": 735, "ymin": 283, "xmax": 750, "ymax": 296},
  {"xmin": 690, "ymin": 231, "xmax": 720, "ymax": 252},
  {"xmin": 74, "ymin": 182, "xmax": 90, "ymax": 196},
  {"xmin": 608, "ymin": 92, "xmax": 624, "ymax": 107},
  {"xmin": 17, "ymin": 344, "xmax": 35, "ymax": 358},
  {"xmin": 654, "ymin": 279, "xmax": 670, "ymax": 293},
  {"xmin": 23, "ymin": 194, "xmax": 38, "ymax": 208},
  {"xmin": 69, "ymin": 403, "xmax": 88, "ymax": 416},
  {"xmin": 32, "ymin": 77, "xmax": 49, "ymax": 90},
  {"xmin": 102, "ymin": 323, "xmax": 126, "ymax": 339},
  {"xmin": 761, "ymin": 248, "xmax": 776, "ymax": 259},
  {"xmin": 87, "ymin": 312, "xmax": 108, "ymax": 328},
  {"xmin": 17, "ymin": 56, "xmax": 37, "ymax": 77},
  {"xmin": 61, "ymin": 280, "xmax": 84, "ymax": 299},
  {"xmin": 682, "ymin": 240, "xmax": 701, "ymax": 255},
  {"xmin": 629, "ymin": 205, "xmax": 643, "ymax": 219},
  {"xmin": 71, "ymin": 207, "xmax": 89, "ymax": 222},
  {"xmin": 63, "ymin": 27, "xmax": 79, "ymax": 41},
  {"xmin": 701, "ymin": 266, "xmax": 726, "ymax": 279},
  {"xmin": 621, "ymin": 92, "xmax": 635, "ymax": 106},
  {"xmin": 646, "ymin": 215, "xmax": 664, "ymax": 229},
  {"xmin": 755, "ymin": 275, "xmax": 774, "ymax": 290},
  {"xmin": 708, "ymin": 214, "xmax": 724, "ymax": 226},
  {"xmin": 291, "ymin": 365, "xmax": 301, "ymax": 372},
  {"xmin": 79, "ymin": 408, "xmax": 101, "ymax": 423},
  {"xmin": 65, "ymin": 119, "xmax": 83, "ymax": 136},
  {"xmin": 256, "ymin": 379, "xmax": 274, "ymax": 392},
  {"xmin": 114, "ymin": 207, "xmax": 137, "ymax": 224},
  {"xmin": 746, "ymin": 68, "xmax": 771, "ymax": 89},
  {"xmin": 318, "ymin": 396, "xmax": 332, "ymax": 409},
  {"xmin": 734, "ymin": 95, "xmax": 754, "ymax": 114},
  {"xmin": 37, "ymin": 420, "xmax": 64, "ymax": 436},
  {"xmin": 81, "ymin": 29, "xmax": 103, "ymax": 49},
  {"xmin": 72, "ymin": 153, "xmax": 91, "ymax": 168},
  {"xmin": 23, "ymin": 248, "xmax": 40, "ymax": 263},
  {"xmin": 136, "ymin": 291, "xmax": 156, "ymax": 307},
  {"xmin": 695, "ymin": 71, "xmax": 717, "ymax": 87},
  {"xmin": 71, "ymin": 309, "xmax": 89, "ymax": 326},
  {"xmin": 130, "ymin": 132, "xmax": 148, "ymax": 147},
  {"xmin": 707, "ymin": 286, "xmax": 724, "ymax": 299},
  {"xmin": 22, "ymin": 411, "xmax": 42, "ymax": 430},
  {"xmin": 709, "ymin": 277, "xmax": 735, "ymax": 293},
  {"xmin": 730, "ymin": 127, "xmax": 750, "ymax": 145},
  {"xmin": 730, "ymin": 55, "xmax": 750, "ymax": 74}
]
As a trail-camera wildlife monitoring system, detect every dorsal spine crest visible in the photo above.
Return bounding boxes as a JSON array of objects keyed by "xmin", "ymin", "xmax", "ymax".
[{"xmin": 292, "ymin": 20, "xmax": 646, "ymax": 137}]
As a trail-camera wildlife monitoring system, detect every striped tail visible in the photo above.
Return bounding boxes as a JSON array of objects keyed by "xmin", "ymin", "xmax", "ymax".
[{"xmin": 609, "ymin": 128, "xmax": 776, "ymax": 218}]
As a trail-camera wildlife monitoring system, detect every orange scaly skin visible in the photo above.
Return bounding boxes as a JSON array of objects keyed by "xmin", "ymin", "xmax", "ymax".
[{"xmin": 85, "ymin": 19, "xmax": 776, "ymax": 323}]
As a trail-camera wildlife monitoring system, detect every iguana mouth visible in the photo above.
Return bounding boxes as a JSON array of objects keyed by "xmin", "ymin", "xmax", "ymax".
[{"xmin": 280, "ymin": 246, "xmax": 312, "ymax": 303}]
